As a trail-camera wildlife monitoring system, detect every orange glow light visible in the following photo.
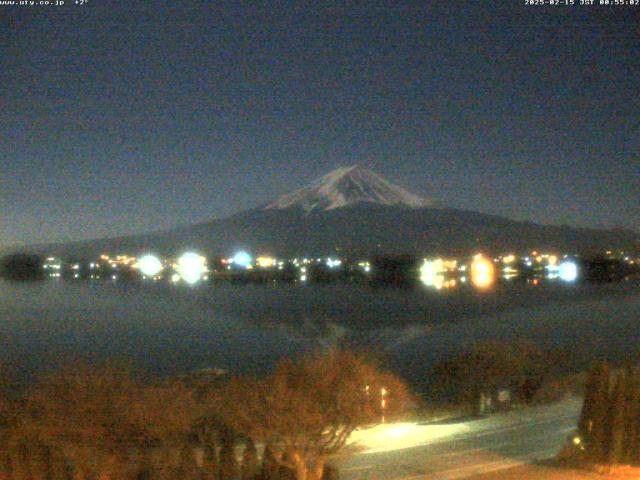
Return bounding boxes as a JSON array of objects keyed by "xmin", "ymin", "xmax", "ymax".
[{"xmin": 470, "ymin": 255, "xmax": 496, "ymax": 290}]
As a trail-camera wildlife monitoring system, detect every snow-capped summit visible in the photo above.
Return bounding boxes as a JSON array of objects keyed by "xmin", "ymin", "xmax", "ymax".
[{"xmin": 265, "ymin": 165, "xmax": 432, "ymax": 213}]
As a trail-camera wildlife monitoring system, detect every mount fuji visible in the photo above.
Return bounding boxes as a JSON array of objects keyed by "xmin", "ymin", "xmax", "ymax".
[
  {"xmin": 264, "ymin": 165, "xmax": 432, "ymax": 213},
  {"xmin": 23, "ymin": 166, "xmax": 639, "ymax": 258}
]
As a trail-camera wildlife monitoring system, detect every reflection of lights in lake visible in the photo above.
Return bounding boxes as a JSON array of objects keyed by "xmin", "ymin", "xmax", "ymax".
[
  {"xmin": 470, "ymin": 254, "xmax": 495, "ymax": 289},
  {"xmin": 558, "ymin": 261, "xmax": 578, "ymax": 282},
  {"xmin": 546, "ymin": 264, "xmax": 559, "ymax": 280},
  {"xmin": 502, "ymin": 265, "xmax": 518, "ymax": 280},
  {"xmin": 177, "ymin": 252, "xmax": 207, "ymax": 284},
  {"xmin": 420, "ymin": 259, "xmax": 445, "ymax": 290}
]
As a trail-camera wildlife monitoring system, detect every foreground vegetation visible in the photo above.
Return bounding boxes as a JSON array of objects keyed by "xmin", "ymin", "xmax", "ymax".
[
  {"xmin": 577, "ymin": 362, "xmax": 640, "ymax": 466},
  {"xmin": 0, "ymin": 350, "xmax": 410, "ymax": 480},
  {"xmin": 426, "ymin": 341, "xmax": 582, "ymax": 412},
  {"xmin": 0, "ymin": 340, "xmax": 594, "ymax": 480}
]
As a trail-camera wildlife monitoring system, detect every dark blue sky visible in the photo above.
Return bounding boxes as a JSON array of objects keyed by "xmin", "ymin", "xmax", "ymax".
[{"xmin": 1, "ymin": 1, "xmax": 638, "ymax": 247}]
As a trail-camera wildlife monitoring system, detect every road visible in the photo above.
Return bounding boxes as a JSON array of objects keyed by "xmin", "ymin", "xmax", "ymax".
[{"xmin": 337, "ymin": 398, "xmax": 583, "ymax": 480}]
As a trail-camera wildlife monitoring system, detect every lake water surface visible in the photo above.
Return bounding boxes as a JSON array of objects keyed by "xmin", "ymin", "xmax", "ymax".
[{"xmin": 1, "ymin": 279, "xmax": 639, "ymax": 386}]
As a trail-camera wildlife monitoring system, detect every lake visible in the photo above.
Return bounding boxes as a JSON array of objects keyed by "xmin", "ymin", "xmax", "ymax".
[{"xmin": 1, "ymin": 278, "xmax": 639, "ymax": 387}]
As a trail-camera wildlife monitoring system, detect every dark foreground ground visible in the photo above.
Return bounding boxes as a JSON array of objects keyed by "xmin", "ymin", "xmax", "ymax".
[
  {"xmin": 468, "ymin": 463, "xmax": 640, "ymax": 479},
  {"xmin": 466, "ymin": 463, "xmax": 601, "ymax": 479}
]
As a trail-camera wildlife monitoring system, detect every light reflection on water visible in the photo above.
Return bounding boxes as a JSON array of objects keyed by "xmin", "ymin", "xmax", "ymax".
[{"xmin": 0, "ymin": 279, "xmax": 638, "ymax": 385}]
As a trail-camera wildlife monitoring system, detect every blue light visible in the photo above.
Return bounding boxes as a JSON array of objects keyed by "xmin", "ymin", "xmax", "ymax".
[
  {"xmin": 232, "ymin": 251, "xmax": 252, "ymax": 268},
  {"xmin": 558, "ymin": 261, "xmax": 578, "ymax": 282}
]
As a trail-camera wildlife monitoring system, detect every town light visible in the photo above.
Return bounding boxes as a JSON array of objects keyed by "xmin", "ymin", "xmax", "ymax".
[
  {"xmin": 326, "ymin": 258, "xmax": 342, "ymax": 268},
  {"xmin": 256, "ymin": 256, "xmax": 276, "ymax": 268},
  {"xmin": 231, "ymin": 251, "xmax": 252, "ymax": 268},
  {"xmin": 177, "ymin": 252, "xmax": 207, "ymax": 284},
  {"xmin": 420, "ymin": 259, "xmax": 445, "ymax": 290},
  {"xmin": 136, "ymin": 254, "xmax": 163, "ymax": 277},
  {"xmin": 470, "ymin": 254, "xmax": 495, "ymax": 289},
  {"xmin": 558, "ymin": 260, "xmax": 578, "ymax": 282},
  {"xmin": 502, "ymin": 255, "xmax": 516, "ymax": 264}
]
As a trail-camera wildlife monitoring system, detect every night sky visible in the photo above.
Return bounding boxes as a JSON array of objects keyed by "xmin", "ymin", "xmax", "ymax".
[{"xmin": 1, "ymin": 1, "xmax": 638, "ymax": 248}]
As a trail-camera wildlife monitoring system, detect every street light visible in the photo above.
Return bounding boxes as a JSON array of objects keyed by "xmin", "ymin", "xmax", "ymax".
[
  {"xmin": 558, "ymin": 260, "xmax": 578, "ymax": 282},
  {"xmin": 381, "ymin": 387, "xmax": 388, "ymax": 423},
  {"xmin": 177, "ymin": 252, "xmax": 207, "ymax": 284},
  {"xmin": 136, "ymin": 254, "xmax": 163, "ymax": 278},
  {"xmin": 470, "ymin": 254, "xmax": 495, "ymax": 289}
]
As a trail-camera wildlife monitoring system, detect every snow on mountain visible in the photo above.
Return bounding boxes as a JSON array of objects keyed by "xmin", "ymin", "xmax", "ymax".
[{"xmin": 265, "ymin": 165, "xmax": 433, "ymax": 213}]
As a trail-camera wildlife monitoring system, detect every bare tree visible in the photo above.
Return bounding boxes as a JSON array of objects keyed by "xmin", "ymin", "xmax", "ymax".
[{"xmin": 218, "ymin": 349, "xmax": 411, "ymax": 480}]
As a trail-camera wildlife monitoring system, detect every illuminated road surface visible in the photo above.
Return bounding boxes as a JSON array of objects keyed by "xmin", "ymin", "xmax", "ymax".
[{"xmin": 338, "ymin": 398, "xmax": 582, "ymax": 480}]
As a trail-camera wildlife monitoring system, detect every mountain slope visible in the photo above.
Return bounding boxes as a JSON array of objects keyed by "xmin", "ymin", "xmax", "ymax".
[
  {"xmin": 31, "ymin": 204, "xmax": 638, "ymax": 259},
  {"xmin": 12, "ymin": 167, "xmax": 639, "ymax": 258}
]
